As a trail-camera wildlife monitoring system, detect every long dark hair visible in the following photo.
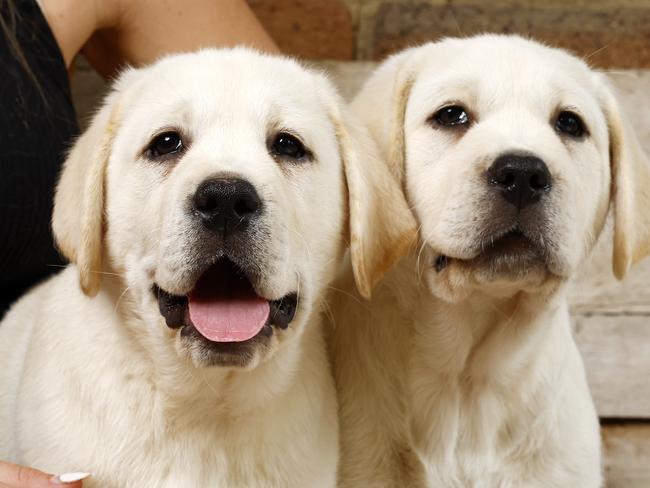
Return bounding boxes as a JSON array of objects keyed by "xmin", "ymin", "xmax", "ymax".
[{"xmin": 1, "ymin": 0, "xmax": 47, "ymax": 102}]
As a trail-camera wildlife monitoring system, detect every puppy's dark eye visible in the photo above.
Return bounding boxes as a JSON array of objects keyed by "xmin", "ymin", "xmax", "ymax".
[
  {"xmin": 432, "ymin": 105, "xmax": 470, "ymax": 127},
  {"xmin": 272, "ymin": 132, "xmax": 306, "ymax": 160},
  {"xmin": 555, "ymin": 111, "xmax": 586, "ymax": 138},
  {"xmin": 148, "ymin": 131, "xmax": 183, "ymax": 158}
]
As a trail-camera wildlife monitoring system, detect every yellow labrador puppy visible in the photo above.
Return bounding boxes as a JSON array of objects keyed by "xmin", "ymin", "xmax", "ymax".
[
  {"xmin": 330, "ymin": 35, "xmax": 650, "ymax": 487},
  {"xmin": 0, "ymin": 49, "xmax": 413, "ymax": 487}
]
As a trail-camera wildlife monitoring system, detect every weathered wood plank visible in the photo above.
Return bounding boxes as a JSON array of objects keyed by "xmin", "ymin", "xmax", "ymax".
[
  {"xmin": 570, "ymin": 223, "xmax": 650, "ymax": 316},
  {"xmin": 575, "ymin": 316, "xmax": 650, "ymax": 418},
  {"xmin": 603, "ymin": 423, "xmax": 650, "ymax": 488}
]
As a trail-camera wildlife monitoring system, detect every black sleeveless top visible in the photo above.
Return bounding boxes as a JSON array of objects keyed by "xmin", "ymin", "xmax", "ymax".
[{"xmin": 1, "ymin": 0, "xmax": 78, "ymax": 316}]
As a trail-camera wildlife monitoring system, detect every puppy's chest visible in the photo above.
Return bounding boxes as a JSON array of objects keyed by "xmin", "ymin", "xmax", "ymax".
[
  {"xmin": 417, "ymin": 378, "xmax": 556, "ymax": 487},
  {"xmin": 78, "ymin": 427, "xmax": 313, "ymax": 488},
  {"xmin": 26, "ymin": 391, "xmax": 321, "ymax": 488}
]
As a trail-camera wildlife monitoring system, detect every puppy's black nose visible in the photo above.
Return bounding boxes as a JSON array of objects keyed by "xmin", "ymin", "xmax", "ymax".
[
  {"xmin": 487, "ymin": 154, "xmax": 552, "ymax": 209},
  {"xmin": 193, "ymin": 177, "xmax": 262, "ymax": 233}
]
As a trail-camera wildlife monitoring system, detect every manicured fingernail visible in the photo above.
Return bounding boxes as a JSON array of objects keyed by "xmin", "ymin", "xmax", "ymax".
[{"xmin": 51, "ymin": 472, "xmax": 91, "ymax": 484}]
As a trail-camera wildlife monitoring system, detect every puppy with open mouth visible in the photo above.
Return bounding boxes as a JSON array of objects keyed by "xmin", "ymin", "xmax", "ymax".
[
  {"xmin": 0, "ymin": 49, "xmax": 414, "ymax": 487},
  {"xmin": 330, "ymin": 35, "xmax": 650, "ymax": 487}
]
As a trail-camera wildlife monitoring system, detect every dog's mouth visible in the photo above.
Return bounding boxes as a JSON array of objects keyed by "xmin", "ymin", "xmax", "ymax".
[
  {"xmin": 434, "ymin": 228, "xmax": 545, "ymax": 273},
  {"xmin": 479, "ymin": 228, "xmax": 538, "ymax": 257},
  {"xmin": 153, "ymin": 259, "xmax": 297, "ymax": 344}
]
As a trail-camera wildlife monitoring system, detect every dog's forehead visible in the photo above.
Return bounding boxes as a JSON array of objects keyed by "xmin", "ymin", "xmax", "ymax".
[
  {"xmin": 122, "ymin": 50, "xmax": 329, "ymax": 127},
  {"xmin": 412, "ymin": 36, "xmax": 599, "ymax": 111}
]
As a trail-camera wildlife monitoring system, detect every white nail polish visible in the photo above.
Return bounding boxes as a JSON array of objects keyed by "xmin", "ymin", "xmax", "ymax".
[{"xmin": 52, "ymin": 472, "xmax": 92, "ymax": 484}]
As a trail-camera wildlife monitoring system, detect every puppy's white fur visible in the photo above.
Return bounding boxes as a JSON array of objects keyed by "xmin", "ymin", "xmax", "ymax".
[
  {"xmin": 330, "ymin": 35, "xmax": 650, "ymax": 487},
  {"xmin": 0, "ymin": 49, "xmax": 413, "ymax": 487}
]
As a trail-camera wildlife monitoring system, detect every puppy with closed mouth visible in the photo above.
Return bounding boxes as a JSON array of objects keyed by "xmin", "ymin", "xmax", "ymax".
[
  {"xmin": 0, "ymin": 48, "xmax": 413, "ymax": 487},
  {"xmin": 330, "ymin": 35, "xmax": 650, "ymax": 487}
]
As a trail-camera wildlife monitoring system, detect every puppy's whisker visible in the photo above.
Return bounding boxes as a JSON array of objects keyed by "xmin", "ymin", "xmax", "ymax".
[
  {"xmin": 114, "ymin": 286, "xmax": 132, "ymax": 314},
  {"xmin": 602, "ymin": 70, "xmax": 637, "ymax": 78},
  {"xmin": 320, "ymin": 299, "xmax": 336, "ymax": 329},
  {"xmin": 288, "ymin": 226, "xmax": 312, "ymax": 259},
  {"xmin": 326, "ymin": 286, "xmax": 369, "ymax": 310},
  {"xmin": 294, "ymin": 270, "xmax": 301, "ymax": 315},
  {"xmin": 409, "ymin": 222, "xmax": 424, "ymax": 280},
  {"xmin": 412, "ymin": 223, "xmax": 423, "ymax": 246},
  {"xmin": 583, "ymin": 44, "xmax": 609, "ymax": 62},
  {"xmin": 415, "ymin": 238, "xmax": 428, "ymax": 285},
  {"xmin": 449, "ymin": 6, "xmax": 464, "ymax": 36},
  {"xmin": 45, "ymin": 263, "xmax": 122, "ymax": 277},
  {"xmin": 91, "ymin": 270, "xmax": 122, "ymax": 277}
]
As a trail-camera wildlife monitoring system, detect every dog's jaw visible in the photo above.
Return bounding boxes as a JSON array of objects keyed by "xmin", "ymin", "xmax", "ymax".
[{"xmin": 418, "ymin": 237, "xmax": 564, "ymax": 303}]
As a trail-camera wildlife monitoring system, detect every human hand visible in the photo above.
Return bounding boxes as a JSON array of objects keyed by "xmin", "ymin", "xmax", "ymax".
[{"xmin": 0, "ymin": 461, "xmax": 88, "ymax": 488}]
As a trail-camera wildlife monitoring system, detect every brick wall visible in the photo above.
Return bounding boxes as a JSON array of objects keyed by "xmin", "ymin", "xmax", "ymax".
[{"xmin": 248, "ymin": 0, "xmax": 650, "ymax": 68}]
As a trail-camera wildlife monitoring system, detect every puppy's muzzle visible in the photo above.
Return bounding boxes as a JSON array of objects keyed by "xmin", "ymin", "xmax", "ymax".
[
  {"xmin": 433, "ymin": 153, "xmax": 556, "ymax": 277},
  {"xmin": 487, "ymin": 154, "xmax": 552, "ymax": 209},
  {"xmin": 193, "ymin": 177, "xmax": 263, "ymax": 235}
]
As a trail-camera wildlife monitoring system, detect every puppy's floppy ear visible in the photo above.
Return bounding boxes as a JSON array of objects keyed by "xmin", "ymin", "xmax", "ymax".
[
  {"xmin": 52, "ymin": 89, "xmax": 123, "ymax": 296},
  {"xmin": 320, "ymin": 80, "xmax": 417, "ymax": 299},
  {"xmin": 597, "ymin": 76, "xmax": 650, "ymax": 279},
  {"xmin": 350, "ymin": 48, "xmax": 420, "ymax": 188}
]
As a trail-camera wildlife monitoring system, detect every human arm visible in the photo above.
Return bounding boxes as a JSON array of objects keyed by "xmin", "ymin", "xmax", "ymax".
[{"xmin": 38, "ymin": 0, "xmax": 279, "ymax": 77}]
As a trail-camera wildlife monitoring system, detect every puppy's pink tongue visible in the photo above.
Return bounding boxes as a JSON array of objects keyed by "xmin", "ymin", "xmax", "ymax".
[{"xmin": 188, "ymin": 261, "xmax": 269, "ymax": 342}]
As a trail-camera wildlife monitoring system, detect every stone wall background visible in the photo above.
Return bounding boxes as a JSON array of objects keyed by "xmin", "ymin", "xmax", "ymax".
[{"xmin": 248, "ymin": 0, "xmax": 650, "ymax": 68}]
